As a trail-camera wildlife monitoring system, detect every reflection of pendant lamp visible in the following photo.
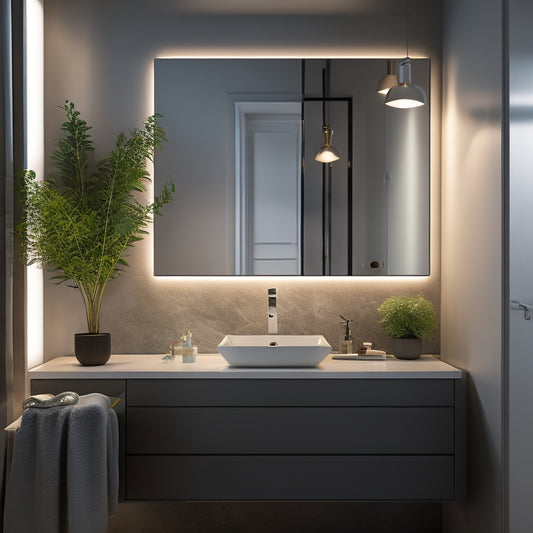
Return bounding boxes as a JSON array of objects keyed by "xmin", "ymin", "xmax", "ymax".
[
  {"xmin": 315, "ymin": 63, "xmax": 340, "ymax": 163},
  {"xmin": 377, "ymin": 59, "xmax": 398, "ymax": 95},
  {"xmin": 315, "ymin": 123, "xmax": 340, "ymax": 163},
  {"xmin": 385, "ymin": 0, "xmax": 426, "ymax": 109}
]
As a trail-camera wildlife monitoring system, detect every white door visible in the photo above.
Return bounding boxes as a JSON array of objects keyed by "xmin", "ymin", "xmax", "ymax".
[{"xmin": 235, "ymin": 102, "xmax": 301, "ymax": 275}]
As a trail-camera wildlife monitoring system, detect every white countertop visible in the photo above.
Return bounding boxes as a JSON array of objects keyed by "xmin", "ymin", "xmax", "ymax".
[{"xmin": 28, "ymin": 354, "xmax": 463, "ymax": 379}]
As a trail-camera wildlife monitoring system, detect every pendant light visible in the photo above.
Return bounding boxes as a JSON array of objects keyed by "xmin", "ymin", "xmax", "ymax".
[
  {"xmin": 384, "ymin": 0, "xmax": 426, "ymax": 109},
  {"xmin": 315, "ymin": 62, "xmax": 340, "ymax": 163},
  {"xmin": 315, "ymin": 123, "xmax": 340, "ymax": 163},
  {"xmin": 384, "ymin": 58, "xmax": 426, "ymax": 108},
  {"xmin": 376, "ymin": 60, "xmax": 398, "ymax": 95}
]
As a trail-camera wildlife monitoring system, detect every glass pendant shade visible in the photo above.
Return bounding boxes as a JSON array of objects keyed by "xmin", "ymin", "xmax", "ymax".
[
  {"xmin": 385, "ymin": 58, "xmax": 426, "ymax": 109},
  {"xmin": 377, "ymin": 60, "xmax": 398, "ymax": 95},
  {"xmin": 315, "ymin": 123, "xmax": 340, "ymax": 163}
]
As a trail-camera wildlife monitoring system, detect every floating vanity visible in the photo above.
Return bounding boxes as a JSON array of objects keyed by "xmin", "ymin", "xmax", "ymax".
[{"xmin": 29, "ymin": 354, "xmax": 465, "ymax": 502}]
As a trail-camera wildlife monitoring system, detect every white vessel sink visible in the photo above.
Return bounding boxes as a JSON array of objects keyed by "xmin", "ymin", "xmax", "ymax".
[{"xmin": 218, "ymin": 335, "xmax": 332, "ymax": 367}]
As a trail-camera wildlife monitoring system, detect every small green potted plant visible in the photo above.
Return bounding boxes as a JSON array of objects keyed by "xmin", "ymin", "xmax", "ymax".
[
  {"xmin": 18, "ymin": 101, "xmax": 174, "ymax": 365},
  {"xmin": 377, "ymin": 294, "xmax": 438, "ymax": 359}
]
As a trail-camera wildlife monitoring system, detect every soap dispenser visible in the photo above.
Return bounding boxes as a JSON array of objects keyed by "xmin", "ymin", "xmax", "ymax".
[{"xmin": 338, "ymin": 315, "xmax": 353, "ymax": 354}]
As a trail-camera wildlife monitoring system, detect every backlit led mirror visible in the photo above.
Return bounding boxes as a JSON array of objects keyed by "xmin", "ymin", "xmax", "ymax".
[{"xmin": 154, "ymin": 58, "xmax": 430, "ymax": 276}]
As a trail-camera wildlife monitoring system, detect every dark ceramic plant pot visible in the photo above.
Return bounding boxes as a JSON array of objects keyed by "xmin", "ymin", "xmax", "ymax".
[
  {"xmin": 392, "ymin": 338, "xmax": 423, "ymax": 360},
  {"xmin": 74, "ymin": 333, "xmax": 111, "ymax": 366}
]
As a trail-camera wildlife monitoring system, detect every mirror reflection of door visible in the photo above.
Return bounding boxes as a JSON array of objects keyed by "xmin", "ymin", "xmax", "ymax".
[{"xmin": 235, "ymin": 102, "xmax": 301, "ymax": 275}]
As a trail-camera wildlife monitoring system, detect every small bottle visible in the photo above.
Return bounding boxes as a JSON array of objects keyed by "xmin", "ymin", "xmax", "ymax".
[
  {"xmin": 181, "ymin": 326, "xmax": 197, "ymax": 363},
  {"xmin": 182, "ymin": 326, "xmax": 192, "ymax": 349},
  {"xmin": 338, "ymin": 315, "xmax": 353, "ymax": 354}
]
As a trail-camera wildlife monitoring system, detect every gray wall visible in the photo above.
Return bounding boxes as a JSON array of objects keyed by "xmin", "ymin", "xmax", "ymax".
[
  {"xmin": 42, "ymin": 0, "xmax": 442, "ymax": 361},
  {"xmin": 441, "ymin": 0, "xmax": 504, "ymax": 531}
]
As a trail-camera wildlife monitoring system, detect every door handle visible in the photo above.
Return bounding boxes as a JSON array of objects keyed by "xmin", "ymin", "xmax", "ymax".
[{"xmin": 511, "ymin": 300, "xmax": 533, "ymax": 320}]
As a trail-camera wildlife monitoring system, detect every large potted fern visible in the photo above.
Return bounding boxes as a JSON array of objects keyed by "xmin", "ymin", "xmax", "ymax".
[{"xmin": 18, "ymin": 101, "xmax": 174, "ymax": 365}]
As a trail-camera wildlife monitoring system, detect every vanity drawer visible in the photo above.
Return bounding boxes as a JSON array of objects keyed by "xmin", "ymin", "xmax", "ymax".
[
  {"xmin": 127, "ymin": 379, "xmax": 455, "ymax": 407},
  {"xmin": 127, "ymin": 406, "xmax": 454, "ymax": 454},
  {"xmin": 126, "ymin": 455, "xmax": 455, "ymax": 501},
  {"xmin": 31, "ymin": 378, "xmax": 126, "ymax": 397}
]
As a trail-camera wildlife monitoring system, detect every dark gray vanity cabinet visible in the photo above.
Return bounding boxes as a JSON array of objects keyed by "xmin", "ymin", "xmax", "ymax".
[
  {"xmin": 126, "ymin": 378, "xmax": 465, "ymax": 501},
  {"xmin": 30, "ymin": 376, "xmax": 465, "ymax": 502}
]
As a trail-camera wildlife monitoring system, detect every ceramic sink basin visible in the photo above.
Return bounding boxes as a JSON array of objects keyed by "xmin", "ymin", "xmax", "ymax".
[{"xmin": 217, "ymin": 335, "xmax": 332, "ymax": 367}]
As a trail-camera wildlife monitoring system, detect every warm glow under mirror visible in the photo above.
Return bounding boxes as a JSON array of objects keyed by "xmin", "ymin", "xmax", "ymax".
[{"xmin": 154, "ymin": 58, "xmax": 430, "ymax": 276}]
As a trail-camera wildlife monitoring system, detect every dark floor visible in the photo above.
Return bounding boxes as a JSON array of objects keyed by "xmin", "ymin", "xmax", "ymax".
[{"xmin": 108, "ymin": 502, "xmax": 442, "ymax": 533}]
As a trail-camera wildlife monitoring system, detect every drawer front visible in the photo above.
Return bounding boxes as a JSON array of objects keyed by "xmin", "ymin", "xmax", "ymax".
[
  {"xmin": 127, "ymin": 406, "xmax": 454, "ymax": 454},
  {"xmin": 126, "ymin": 455, "xmax": 455, "ymax": 501},
  {"xmin": 31, "ymin": 378, "xmax": 126, "ymax": 398},
  {"xmin": 127, "ymin": 379, "xmax": 454, "ymax": 407}
]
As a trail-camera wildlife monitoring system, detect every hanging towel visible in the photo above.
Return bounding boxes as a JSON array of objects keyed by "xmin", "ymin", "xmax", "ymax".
[{"xmin": 3, "ymin": 393, "xmax": 119, "ymax": 533}]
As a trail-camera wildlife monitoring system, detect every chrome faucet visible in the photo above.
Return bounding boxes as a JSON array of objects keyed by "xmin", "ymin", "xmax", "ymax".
[{"xmin": 268, "ymin": 288, "xmax": 277, "ymax": 334}]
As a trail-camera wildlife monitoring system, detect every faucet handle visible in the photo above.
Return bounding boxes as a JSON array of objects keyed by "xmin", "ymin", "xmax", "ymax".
[{"xmin": 268, "ymin": 288, "xmax": 277, "ymax": 308}]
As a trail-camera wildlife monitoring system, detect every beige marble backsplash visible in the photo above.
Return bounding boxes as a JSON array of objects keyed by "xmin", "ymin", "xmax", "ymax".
[{"xmin": 43, "ymin": 238, "xmax": 440, "ymax": 360}]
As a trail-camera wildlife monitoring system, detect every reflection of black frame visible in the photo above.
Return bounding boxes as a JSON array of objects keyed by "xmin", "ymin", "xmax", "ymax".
[
  {"xmin": 302, "ymin": 59, "xmax": 353, "ymax": 275},
  {"xmin": 302, "ymin": 96, "xmax": 353, "ymax": 275}
]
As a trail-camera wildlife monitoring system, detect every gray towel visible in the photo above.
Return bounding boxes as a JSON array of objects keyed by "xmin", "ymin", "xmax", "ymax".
[{"xmin": 3, "ymin": 393, "xmax": 119, "ymax": 533}]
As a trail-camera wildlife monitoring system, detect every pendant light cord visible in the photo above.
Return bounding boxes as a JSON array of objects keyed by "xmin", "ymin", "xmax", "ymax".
[
  {"xmin": 321, "ymin": 68, "xmax": 326, "ymax": 123},
  {"xmin": 405, "ymin": 0, "xmax": 409, "ymax": 58},
  {"xmin": 322, "ymin": 59, "xmax": 331, "ymax": 123}
]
